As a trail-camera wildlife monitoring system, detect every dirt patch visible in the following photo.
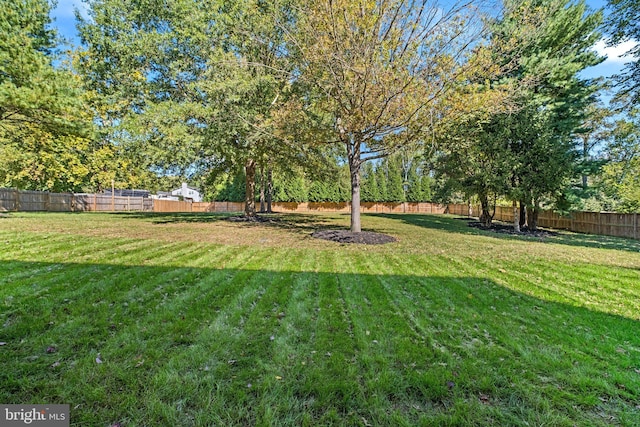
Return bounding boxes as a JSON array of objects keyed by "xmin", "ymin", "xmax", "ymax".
[
  {"xmin": 225, "ymin": 215, "xmax": 281, "ymax": 223},
  {"xmin": 467, "ymin": 221, "xmax": 557, "ymax": 238},
  {"xmin": 312, "ymin": 230, "xmax": 397, "ymax": 245}
]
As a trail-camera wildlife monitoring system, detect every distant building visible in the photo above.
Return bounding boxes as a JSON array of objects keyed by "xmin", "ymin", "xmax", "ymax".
[
  {"xmin": 151, "ymin": 191, "xmax": 179, "ymax": 201},
  {"xmin": 104, "ymin": 189, "xmax": 150, "ymax": 198},
  {"xmin": 171, "ymin": 183, "xmax": 202, "ymax": 202}
]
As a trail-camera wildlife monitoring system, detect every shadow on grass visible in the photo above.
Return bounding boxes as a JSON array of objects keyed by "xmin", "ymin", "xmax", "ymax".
[
  {"xmin": 1, "ymin": 260, "xmax": 638, "ymax": 426},
  {"xmin": 115, "ymin": 211, "xmax": 351, "ymax": 234},
  {"xmin": 375, "ymin": 213, "xmax": 640, "ymax": 253}
]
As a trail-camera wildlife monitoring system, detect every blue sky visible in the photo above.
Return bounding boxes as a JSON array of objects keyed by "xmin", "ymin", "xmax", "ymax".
[{"xmin": 51, "ymin": 0, "xmax": 635, "ymax": 81}]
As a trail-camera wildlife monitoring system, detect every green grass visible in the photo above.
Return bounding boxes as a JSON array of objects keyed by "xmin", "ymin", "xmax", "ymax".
[{"xmin": 1, "ymin": 212, "xmax": 639, "ymax": 426}]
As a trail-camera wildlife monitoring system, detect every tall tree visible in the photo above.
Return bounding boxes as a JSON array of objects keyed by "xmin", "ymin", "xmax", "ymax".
[
  {"xmin": 290, "ymin": 0, "xmax": 482, "ymax": 232},
  {"xmin": 78, "ymin": 0, "xmax": 305, "ymax": 213},
  {"xmin": 77, "ymin": 0, "xmax": 219, "ymax": 191},
  {"xmin": 385, "ymin": 156, "xmax": 405, "ymax": 202},
  {"xmin": 435, "ymin": 0, "xmax": 603, "ymax": 228},
  {"xmin": 501, "ymin": 0, "xmax": 603, "ymax": 229},
  {"xmin": 0, "ymin": 0, "xmax": 90, "ymax": 190}
]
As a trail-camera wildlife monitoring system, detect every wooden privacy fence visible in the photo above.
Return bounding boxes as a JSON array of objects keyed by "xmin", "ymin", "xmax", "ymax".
[
  {"xmin": 0, "ymin": 189, "xmax": 152, "ymax": 213},
  {"xmin": 491, "ymin": 205, "xmax": 639, "ymax": 240},
  {"xmin": 74, "ymin": 193, "xmax": 153, "ymax": 212},
  {"xmin": 2, "ymin": 188, "xmax": 639, "ymax": 240},
  {"xmin": 152, "ymin": 199, "xmax": 243, "ymax": 213},
  {"xmin": 0, "ymin": 188, "xmax": 74, "ymax": 212}
]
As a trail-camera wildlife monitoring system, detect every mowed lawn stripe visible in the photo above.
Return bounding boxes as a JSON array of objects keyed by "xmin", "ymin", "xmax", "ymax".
[
  {"xmin": 461, "ymin": 254, "xmax": 640, "ymax": 319},
  {"xmin": 339, "ymin": 253, "xmax": 455, "ymax": 426},
  {"xmin": 359, "ymin": 250, "xmax": 640, "ymax": 425},
  {"xmin": 53, "ymin": 247, "xmax": 286, "ymax": 425}
]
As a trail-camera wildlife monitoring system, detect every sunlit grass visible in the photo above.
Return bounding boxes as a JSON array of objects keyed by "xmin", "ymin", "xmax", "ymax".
[{"xmin": 0, "ymin": 212, "xmax": 639, "ymax": 426}]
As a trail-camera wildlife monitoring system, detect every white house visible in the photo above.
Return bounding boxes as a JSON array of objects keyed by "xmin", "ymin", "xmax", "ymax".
[{"xmin": 171, "ymin": 183, "xmax": 202, "ymax": 202}]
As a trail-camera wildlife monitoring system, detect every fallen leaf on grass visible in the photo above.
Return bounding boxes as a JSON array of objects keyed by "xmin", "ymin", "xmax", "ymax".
[
  {"xmin": 0, "ymin": 342, "xmax": 6, "ymax": 346},
  {"xmin": 275, "ymin": 376, "xmax": 282, "ymax": 380},
  {"xmin": 479, "ymin": 394, "xmax": 490, "ymax": 404},
  {"xmin": 96, "ymin": 354, "xmax": 103, "ymax": 364},
  {"xmin": 46, "ymin": 346, "xmax": 57, "ymax": 354},
  {"xmin": 446, "ymin": 381, "xmax": 455, "ymax": 390},
  {"xmin": 51, "ymin": 361, "xmax": 60, "ymax": 368}
]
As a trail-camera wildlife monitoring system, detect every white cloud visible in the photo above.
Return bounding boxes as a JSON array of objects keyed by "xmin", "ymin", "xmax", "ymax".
[{"xmin": 593, "ymin": 39, "xmax": 638, "ymax": 64}]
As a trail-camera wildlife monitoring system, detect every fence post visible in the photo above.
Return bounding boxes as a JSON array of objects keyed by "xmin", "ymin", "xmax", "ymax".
[
  {"xmin": 14, "ymin": 189, "xmax": 20, "ymax": 212},
  {"xmin": 93, "ymin": 194, "xmax": 97, "ymax": 211},
  {"xmin": 635, "ymin": 213, "xmax": 638, "ymax": 240},
  {"xmin": 45, "ymin": 192, "xmax": 51, "ymax": 212}
]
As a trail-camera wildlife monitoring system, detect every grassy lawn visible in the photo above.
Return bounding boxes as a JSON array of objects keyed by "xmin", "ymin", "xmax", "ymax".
[{"xmin": 1, "ymin": 212, "xmax": 639, "ymax": 426}]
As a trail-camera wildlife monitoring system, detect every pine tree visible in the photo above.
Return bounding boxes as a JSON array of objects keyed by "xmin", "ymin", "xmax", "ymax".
[{"xmin": 386, "ymin": 156, "xmax": 405, "ymax": 202}]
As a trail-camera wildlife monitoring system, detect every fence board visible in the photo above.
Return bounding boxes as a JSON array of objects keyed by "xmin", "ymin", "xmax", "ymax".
[{"xmin": 0, "ymin": 188, "xmax": 18, "ymax": 211}]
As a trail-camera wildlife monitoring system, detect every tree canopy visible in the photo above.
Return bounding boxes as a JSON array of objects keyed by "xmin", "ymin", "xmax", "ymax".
[
  {"xmin": 605, "ymin": 0, "xmax": 640, "ymax": 105},
  {"xmin": 4, "ymin": 0, "xmax": 639, "ymax": 221}
]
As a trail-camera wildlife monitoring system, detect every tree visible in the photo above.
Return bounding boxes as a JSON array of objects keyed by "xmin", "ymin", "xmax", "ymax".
[
  {"xmin": 0, "ymin": 0, "xmax": 90, "ymax": 191},
  {"xmin": 502, "ymin": 0, "xmax": 603, "ymax": 229},
  {"xmin": 376, "ymin": 164, "xmax": 389, "ymax": 203},
  {"xmin": 360, "ymin": 162, "xmax": 379, "ymax": 202},
  {"xmin": 600, "ymin": 108, "xmax": 640, "ymax": 212},
  {"xmin": 605, "ymin": 0, "xmax": 640, "ymax": 106},
  {"xmin": 290, "ymin": 0, "xmax": 482, "ymax": 232},
  {"xmin": 79, "ymin": 0, "xmax": 335, "ymax": 214},
  {"xmin": 77, "ymin": 0, "xmax": 219, "ymax": 193},
  {"xmin": 434, "ymin": 0, "xmax": 603, "ymax": 229},
  {"xmin": 385, "ymin": 156, "xmax": 405, "ymax": 202}
]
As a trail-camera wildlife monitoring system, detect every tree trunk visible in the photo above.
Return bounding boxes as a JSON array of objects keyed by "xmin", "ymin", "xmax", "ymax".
[
  {"xmin": 259, "ymin": 164, "xmax": 265, "ymax": 213},
  {"xmin": 245, "ymin": 158, "xmax": 256, "ymax": 216},
  {"xmin": 529, "ymin": 200, "xmax": 540, "ymax": 231},
  {"xmin": 266, "ymin": 167, "xmax": 273, "ymax": 213},
  {"xmin": 519, "ymin": 201, "xmax": 527, "ymax": 228},
  {"xmin": 478, "ymin": 192, "xmax": 492, "ymax": 227},
  {"xmin": 348, "ymin": 143, "xmax": 362, "ymax": 233},
  {"xmin": 513, "ymin": 200, "xmax": 520, "ymax": 233},
  {"xmin": 582, "ymin": 136, "xmax": 589, "ymax": 190}
]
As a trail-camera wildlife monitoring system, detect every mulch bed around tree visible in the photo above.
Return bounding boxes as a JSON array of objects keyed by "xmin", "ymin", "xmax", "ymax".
[
  {"xmin": 311, "ymin": 230, "xmax": 397, "ymax": 245},
  {"xmin": 467, "ymin": 220, "xmax": 557, "ymax": 238}
]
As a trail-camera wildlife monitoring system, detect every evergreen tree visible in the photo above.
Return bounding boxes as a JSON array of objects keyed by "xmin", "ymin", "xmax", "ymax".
[
  {"xmin": 501, "ymin": 0, "xmax": 603, "ymax": 228},
  {"xmin": 406, "ymin": 166, "xmax": 424, "ymax": 202},
  {"xmin": 376, "ymin": 163, "xmax": 389, "ymax": 202},
  {"xmin": 361, "ymin": 162, "xmax": 379, "ymax": 202},
  {"xmin": 0, "ymin": 0, "xmax": 90, "ymax": 191}
]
